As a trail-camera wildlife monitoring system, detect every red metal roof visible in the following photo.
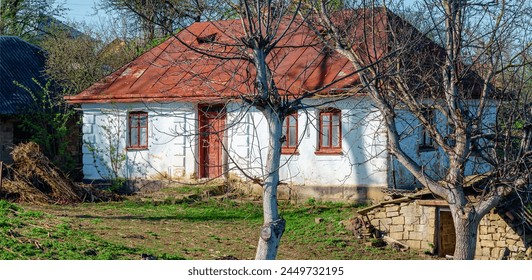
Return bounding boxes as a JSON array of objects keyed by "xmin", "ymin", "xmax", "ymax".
[{"xmin": 65, "ymin": 16, "xmax": 370, "ymax": 104}]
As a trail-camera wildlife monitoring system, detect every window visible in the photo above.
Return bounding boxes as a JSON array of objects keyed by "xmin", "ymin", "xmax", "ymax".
[
  {"xmin": 419, "ymin": 109, "xmax": 434, "ymax": 150},
  {"xmin": 316, "ymin": 108, "xmax": 342, "ymax": 154},
  {"xmin": 281, "ymin": 113, "xmax": 298, "ymax": 154},
  {"xmin": 128, "ymin": 111, "xmax": 148, "ymax": 149}
]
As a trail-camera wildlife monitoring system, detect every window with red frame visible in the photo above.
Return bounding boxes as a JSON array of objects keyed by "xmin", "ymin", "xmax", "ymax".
[
  {"xmin": 128, "ymin": 111, "xmax": 148, "ymax": 149},
  {"xmin": 281, "ymin": 113, "xmax": 298, "ymax": 154},
  {"xmin": 317, "ymin": 108, "xmax": 342, "ymax": 154}
]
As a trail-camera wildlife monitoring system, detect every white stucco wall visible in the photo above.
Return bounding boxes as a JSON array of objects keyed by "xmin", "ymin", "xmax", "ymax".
[
  {"xmin": 80, "ymin": 97, "xmax": 390, "ymax": 187},
  {"xmin": 81, "ymin": 102, "xmax": 197, "ymax": 181},
  {"xmin": 225, "ymin": 97, "xmax": 389, "ymax": 187},
  {"xmin": 79, "ymin": 98, "xmax": 496, "ymax": 190}
]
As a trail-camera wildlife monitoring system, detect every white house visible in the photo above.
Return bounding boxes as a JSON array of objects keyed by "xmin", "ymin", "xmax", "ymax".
[{"xmin": 66, "ymin": 13, "xmax": 495, "ymax": 201}]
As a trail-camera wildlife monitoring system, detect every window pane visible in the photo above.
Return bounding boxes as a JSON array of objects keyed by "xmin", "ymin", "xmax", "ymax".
[
  {"xmin": 322, "ymin": 125, "xmax": 329, "ymax": 147},
  {"xmin": 140, "ymin": 127, "xmax": 148, "ymax": 146},
  {"xmin": 131, "ymin": 128, "xmax": 139, "ymax": 146},
  {"xmin": 139, "ymin": 115, "xmax": 147, "ymax": 127},
  {"xmin": 289, "ymin": 125, "xmax": 297, "ymax": 146},
  {"xmin": 322, "ymin": 114, "xmax": 330, "ymax": 126},
  {"xmin": 289, "ymin": 115, "xmax": 296, "ymax": 127},
  {"xmin": 332, "ymin": 124, "xmax": 339, "ymax": 147},
  {"xmin": 332, "ymin": 113, "xmax": 340, "ymax": 125}
]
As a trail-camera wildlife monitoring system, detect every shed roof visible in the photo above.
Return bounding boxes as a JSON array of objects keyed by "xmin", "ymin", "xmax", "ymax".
[{"xmin": 0, "ymin": 36, "xmax": 48, "ymax": 115}]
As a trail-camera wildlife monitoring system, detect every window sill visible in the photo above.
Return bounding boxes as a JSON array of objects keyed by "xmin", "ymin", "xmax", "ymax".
[
  {"xmin": 281, "ymin": 147, "xmax": 299, "ymax": 155},
  {"xmin": 127, "ymin": 146, "xmax": 148, "ymax": 151},
  {"xmin": 315, "ymin": 149, "xmax": 343, "ymax": 155}
]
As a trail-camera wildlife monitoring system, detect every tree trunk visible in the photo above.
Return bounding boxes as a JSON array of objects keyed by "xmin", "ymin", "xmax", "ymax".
[
  {"xmin": 450, "ymin": 205, "xmax": 480, "ymax": 260},
  {"xmin": 255, "ymin": 109, "xmax": 286, "ymax": 260}
]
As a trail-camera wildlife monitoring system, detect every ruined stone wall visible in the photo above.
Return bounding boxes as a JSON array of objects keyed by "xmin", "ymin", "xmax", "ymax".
[
  {"xmin": 366, "ymin": 202, "xmax": 436, "ymax": 253},
  {"xmin": 475, "ymin": 211, "xmax": 531, "ymax": 260},
  {"xmin": 366, "ymin": 201, "xmax": 531, "ymax": 259}
]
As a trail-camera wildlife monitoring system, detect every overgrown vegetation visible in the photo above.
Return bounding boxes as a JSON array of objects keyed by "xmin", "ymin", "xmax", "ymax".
[{"xmin": 15, "ymin": 80, "xmax": 78, "ymax": 177}]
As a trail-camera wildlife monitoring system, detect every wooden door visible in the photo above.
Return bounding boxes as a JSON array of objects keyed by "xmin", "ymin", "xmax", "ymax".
[{"xmin": 199, "ymin": 106, "xmax": 225, "ymax": 178}]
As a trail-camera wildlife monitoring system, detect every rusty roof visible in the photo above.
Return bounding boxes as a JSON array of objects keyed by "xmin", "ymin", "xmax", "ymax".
[
  {"xmin": 64, "ymin": 15, "xmax": 374, "ymax": 104},
  {"xmin": 66, "ymin": 8, "xmax": 464, "ymax": 104}
]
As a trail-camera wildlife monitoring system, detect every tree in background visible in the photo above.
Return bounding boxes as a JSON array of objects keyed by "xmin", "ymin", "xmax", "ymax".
[
  {"xmin": 100, "ymin": 0, "xmax": 231, "ymax": 42},
  {"xmin": 40, "ymin": 26, "xmax": 138, "ymax": 95},
  {"xmin": 0, "ymin": 0, "xmax": 65, "ymax": 43},
  {"xmin": 308, "ymin": 0, "xmax": 531, "ymax": 259}
]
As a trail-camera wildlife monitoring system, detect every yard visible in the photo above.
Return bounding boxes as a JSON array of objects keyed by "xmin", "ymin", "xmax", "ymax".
[{"xmin": 0, "ymin": 184, "xmax": 434, "ymax": 260}]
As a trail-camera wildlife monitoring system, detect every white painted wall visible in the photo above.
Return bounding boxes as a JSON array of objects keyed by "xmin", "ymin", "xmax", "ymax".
[
  {"xmin": 80, "ymin": 102, "xmax": 197, "ymax": 181},
  {"xmin": 80, "ymin": 97, "xmax": 390, "ymax": 187},
  {"xmin": 79, "ymin": 97, "xmax": 496, "ymax": 189},
  {"xmin": 226, "ymin": 97, "xmax": 390, "ymax": 187}
]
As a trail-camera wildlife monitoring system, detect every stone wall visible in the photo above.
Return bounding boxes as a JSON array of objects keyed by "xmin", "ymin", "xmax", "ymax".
[
  {"xmin": 476, "ymin": 211, "xmax": 531, "ymax": 260},
  {"xmin": 366, "ymin": 202, "xmax": 436, "ymax": 252},
  {"xmin": 365, "ymin": 200, "xmax": 531, "ymax": 259}
]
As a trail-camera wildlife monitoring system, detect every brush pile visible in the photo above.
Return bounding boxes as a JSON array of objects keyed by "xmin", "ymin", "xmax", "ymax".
[{"xmin": 0, "ymin": 142, "xmax": 120, "ymax": 204}]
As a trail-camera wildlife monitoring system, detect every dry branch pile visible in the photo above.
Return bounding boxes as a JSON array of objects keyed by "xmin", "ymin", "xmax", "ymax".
[{"xmin": 0, "ymin": 142, "xmax": 120, "ymax": 204}]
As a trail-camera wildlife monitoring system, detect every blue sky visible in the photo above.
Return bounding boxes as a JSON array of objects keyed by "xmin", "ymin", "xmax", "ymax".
[
  {"xmin": 59, "ymin": 0, "xmax": 419, "ymax": 26},
  {"xmin": 59, "ymin": 0, "xmax": 104, "ymax": 25}
]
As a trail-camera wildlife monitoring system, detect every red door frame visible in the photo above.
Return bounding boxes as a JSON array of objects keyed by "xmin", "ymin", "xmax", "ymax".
[{"xmin": 198, "ymin": 105, "xmax": 226, "ymax": 178}]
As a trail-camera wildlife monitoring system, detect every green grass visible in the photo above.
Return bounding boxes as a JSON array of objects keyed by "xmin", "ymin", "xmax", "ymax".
[
  {"xmin": 0, "ymin": 200, "xmax": 182, "ymax": 260},
  {"xmin": 1, "ymin": 197, "xmax": 427, "ymax": 260}
]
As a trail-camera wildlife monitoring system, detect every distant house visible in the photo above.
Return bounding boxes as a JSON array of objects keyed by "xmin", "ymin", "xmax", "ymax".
[
  {"xmin": 0, "ymin": 36, "xmax": 48, "ymax": 163},
  {"xmin": 65, "ymin": 10, "xmax": 496, "ymax": 202}
]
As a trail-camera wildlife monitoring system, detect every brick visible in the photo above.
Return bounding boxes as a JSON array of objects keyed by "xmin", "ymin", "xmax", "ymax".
[
  {"xmin": 386, "ymin": 211, "xmax": 399, "ymax": 218},
  {"xmin": 479, "ymin": 226, "xmax": 488, "ymax": 235},
  {"xmin": 414, "ymin": 224, "xmax": 426, "ymax": 232},
  {"xmin": 392, "ymin": 216, "xmax": 405, "ymax": 225},
  {"xmin": 487, "ymin": 226, "xmax": 497, "ymax": 234},
  {"xmin": 496, "ymin": 241, "xmax": 506, "ymax": 247},
  {"xmin": 408, "ymin": 231, "xmax": 423, "ymax": 240},
  {"xmin": 379, "ymin": 218, "xmax": 392, "ymax": 227},
  {"xmin": 390, "ymin": 225, "xmax": 404, "ymax": 232},
  {"xmin": 482, "ymin": 247, "xmax": 491, "ymax": 256},
  {"xmin": 386, "ymin": 206, "xmax": 400, "ymax": 212},
  {"xmin": 480, "ymin": 240, "xmax": 496, "ymax": 248},
  {"xmin": 404, "ymin": 224, "xmax": 414, "ymax": 231},
  {"xmin": 375, "ymin": 211, "xmax": 387, "ymax": 219},
  {"xmin": 491, "ymin": 248, "xmax": 503, "ymax": 258},
  {"xmin": 404, "ymin": 215, "xmax": 418, "ymax": 224},
  {"xmin": 492, "ymin": 233, "xmax": 501, "ymax": 240},
  {"xmin": 506, "ymin": 239, "xmax": 517, "ymax": 245},
  {"xmin": 389, "ymin": 232, "xmax": 404, "ymax": 240}
]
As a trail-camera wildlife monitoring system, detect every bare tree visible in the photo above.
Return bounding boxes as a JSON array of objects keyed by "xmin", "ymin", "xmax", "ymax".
[
  {"xmin": 308, "ymin": 0, "xmax": 531, "ymax": 259},
  {"xmin": 100, "ymin": 0, "xmax": 231, "ymax": 42}
]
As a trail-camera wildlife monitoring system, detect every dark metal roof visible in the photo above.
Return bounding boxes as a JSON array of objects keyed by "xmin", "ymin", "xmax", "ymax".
[{"xmin": 0, "ymin": 36, "xmax": 48, "ymax": 115}]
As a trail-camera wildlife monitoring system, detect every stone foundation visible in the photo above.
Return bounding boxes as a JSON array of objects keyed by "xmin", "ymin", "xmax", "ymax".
[{"xmin": 235, "ymin": 182, "xmax": 386, "ymax": 204}]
